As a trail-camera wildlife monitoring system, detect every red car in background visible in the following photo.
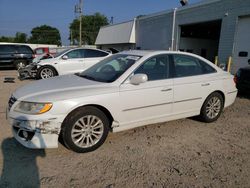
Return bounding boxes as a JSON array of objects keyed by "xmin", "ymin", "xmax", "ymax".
[{"xmin": 34, "ymin": 47, "xmax": 70, "ymax": 57}]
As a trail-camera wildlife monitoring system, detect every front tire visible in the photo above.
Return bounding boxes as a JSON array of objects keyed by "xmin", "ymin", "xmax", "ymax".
[
  {"xmin": 61, "ymin": 106, "xmax": 110, "ymax": 153},
  {"xmin": 200, "ymin": 92, "xmax": 224, "ymax": 123},
  {"xmin": 38, "ymin": 66, "xmax": 56, "ymax": 79}
]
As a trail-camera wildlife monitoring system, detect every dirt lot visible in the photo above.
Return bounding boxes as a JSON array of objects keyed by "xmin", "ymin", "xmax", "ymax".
[{"xmin": 0, "ymin": 70, "xmax": 249, "ymax": 188}]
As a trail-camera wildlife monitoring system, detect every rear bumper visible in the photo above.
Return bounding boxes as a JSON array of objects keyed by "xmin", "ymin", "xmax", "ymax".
[{"xmin": 225, "ymin": 90, "xmax": 237, "ymax": 108}]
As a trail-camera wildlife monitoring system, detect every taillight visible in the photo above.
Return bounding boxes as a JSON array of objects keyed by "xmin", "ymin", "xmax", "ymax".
[
  {"xmin": 32, "ymin": 54, "xmax": 36, "ymax": 59},
  {"xmin": 233, "ymin": 75, "xmax": 237, "ymax": 84}
]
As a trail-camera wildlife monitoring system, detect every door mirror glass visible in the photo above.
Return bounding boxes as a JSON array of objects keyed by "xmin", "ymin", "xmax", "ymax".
[
  {"xmin": 130, "ymin": 74, "xmax": 148, "ymax": 85},
  {"xmin": 62, "ymin": 55, "xmax": 68, "ymax": 60}
]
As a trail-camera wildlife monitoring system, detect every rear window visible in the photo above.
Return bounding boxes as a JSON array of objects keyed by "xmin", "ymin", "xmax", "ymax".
[
  {"xmin": 0, "ymin": 45, "xmax": 15, "ymax": 53},
  {"xmin": 84, "ymin": 49, "xmax": 109, "ymax": 58},
  {"xmin": 16, "ymin": 45, "xmax": 33, "ymax": 54},
  {"xmin": 35, "ymin": 48, "xmax": 45, "ymax": 55}
]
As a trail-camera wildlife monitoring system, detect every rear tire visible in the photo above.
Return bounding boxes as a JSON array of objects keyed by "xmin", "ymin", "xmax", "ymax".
[
  {"xmin": 61, "ymin": 106, "xmax": 110, "ymax": 153},
  {"xmin": 200, "ymin": 92, "xmax": 224, "ymax": 123}
]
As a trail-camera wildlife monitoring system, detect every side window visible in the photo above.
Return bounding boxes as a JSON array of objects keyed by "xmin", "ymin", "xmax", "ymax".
[
  {"xmin": 66, "ymin": 49, "xmax": 83, "ymax": 59},
  {"xmin": 35, "ymin": 49, "xmax": 44, "ymax": 55},
  {"xmin": 0, "ymin": 45, "xmax": 15, "ymax": 53},
  {"xmin": 84, "ymin": 49, "xmax": 108, "ymax": 58},
  {"xmin": 134, "ymin": 55, "xmax": 169, "ymax": 81},
  {"xmin": 173, "ymin": 55, "xmax": 216, "ymax": 78},
  {"xmin": 17, "ymin": 46, "xmax": 33, "ymax": 54}
]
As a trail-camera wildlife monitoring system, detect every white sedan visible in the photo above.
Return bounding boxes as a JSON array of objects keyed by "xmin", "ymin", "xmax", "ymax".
[
  {"xmin": 36, "ymin": 48, "xmax": 110, "ymax": 79},
  {"xmin": 7, "ymin": 51, "xmax": 237, "ymax": 153}
]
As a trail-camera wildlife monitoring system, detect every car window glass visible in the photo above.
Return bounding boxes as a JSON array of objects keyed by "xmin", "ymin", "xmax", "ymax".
[
  {"xmin": 134, "ymin": 55, "xmax": 169, "ymax": 81},
  {"xmin": 66, "ymin": 49, "xmax": 82, "ymax": 59},
  {"xmin": 80, "ymin": 54, "xmax": 141, "ymax": 83},
  {"xmin": 0, "ymin": 45, "xmax": 15, "ymax": 53},
  {"xmin": 199, "ymin": 60, "xmax": 217, "ymax": 74},
  {"xmin": 84, "ymin": 49, "xmax": 108, "ymax": 58},
  {"xmin": 35, "ymin": 49, "xmax": 44, "ymax": 55},
  {"xmin": 173, "ymin": 55, "xmax": 216, "ymax": 77},
  {"xmin": 16, "ymin": 46, "xmax": 33, "ymax": 54}
]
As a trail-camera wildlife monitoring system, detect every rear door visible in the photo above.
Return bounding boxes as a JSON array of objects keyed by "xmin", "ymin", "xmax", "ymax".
[
  {"xmin": 83, "ymin": 49, "xmax": 109, "ymax": 70},
  {"xmin": 171, "ymin": 54, "xmax": 217, "ymax": 115},
  {"xmin": 0, "ymin": 45, "xmax": 15, "ymax": 66}
]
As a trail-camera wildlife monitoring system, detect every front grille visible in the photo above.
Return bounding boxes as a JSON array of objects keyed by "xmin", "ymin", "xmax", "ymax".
[{"xmin": 8, "ymin": 95, "xmax": 17, "ymax": 110}]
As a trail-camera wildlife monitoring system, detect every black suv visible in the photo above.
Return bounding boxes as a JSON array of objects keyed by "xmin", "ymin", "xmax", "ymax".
[
  {"xmin": 234, "ymin": 66, "xmax": 250, "ymax": 94},
  {"xmin": 0, "ymin": 44, "xmax": 34, "ymax": 69}
]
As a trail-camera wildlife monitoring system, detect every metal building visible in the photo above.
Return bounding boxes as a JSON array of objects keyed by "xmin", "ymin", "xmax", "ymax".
[
  {"xmin": 136, "ymin": 0, "xmax": 250, "ymax": 73},
  {"xmin": 95, "ymin": 20, "xmax": 136, "ymax": 51}
]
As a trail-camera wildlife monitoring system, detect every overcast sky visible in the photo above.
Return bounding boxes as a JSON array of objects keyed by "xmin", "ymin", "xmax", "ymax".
[{"xmin": 0, "ymin": 0, "xmax": 202, "ymax": 45}]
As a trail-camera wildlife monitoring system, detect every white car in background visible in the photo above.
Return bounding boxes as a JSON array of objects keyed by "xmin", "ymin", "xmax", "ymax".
[
  {"xmin": 7, "ymin": 51, "xmax": 237, "ymax": 153},
  {"xmin": 36, "ymin": 48, "xmax": 110, "ymax": 79}
]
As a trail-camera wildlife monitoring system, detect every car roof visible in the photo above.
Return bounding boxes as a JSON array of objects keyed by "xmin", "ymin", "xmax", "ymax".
[{"xmin": 118, "ymin": 50, "xmax": 202, "ymax": 57}]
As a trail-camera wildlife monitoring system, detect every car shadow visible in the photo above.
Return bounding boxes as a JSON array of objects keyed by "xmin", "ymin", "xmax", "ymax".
[{"xmin": 0, "ymin": 138, "xmax": 46, "ymax": 187}]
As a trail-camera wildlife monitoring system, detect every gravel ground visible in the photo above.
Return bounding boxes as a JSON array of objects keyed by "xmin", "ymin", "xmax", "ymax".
[{"xmin": 0, "ymin": 70, "xmax": 249, "ymax": 188}]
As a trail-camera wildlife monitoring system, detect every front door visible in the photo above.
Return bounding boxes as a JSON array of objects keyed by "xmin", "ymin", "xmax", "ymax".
[
  {"xmin": 58, "ymin": 49, "xmax": 85, "ymax": 75},
  {"xmin": 119, "ymin": 54, "xmax": 174, "ymax": 126}
]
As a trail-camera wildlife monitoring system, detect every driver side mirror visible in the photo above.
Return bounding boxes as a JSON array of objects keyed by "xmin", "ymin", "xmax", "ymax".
[
  {"xmin": 130, "ymin": 74, "xmax": 148, "ymax": 85},
  {"xmin": 62, "ymin": 55, "xmax": 68, "ymax": 60}
]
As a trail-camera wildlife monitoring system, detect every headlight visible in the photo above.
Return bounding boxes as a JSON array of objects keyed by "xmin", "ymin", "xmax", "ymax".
[{"xmin": 14, "ymin": 101, "xmax": 52, "ymax": 114}]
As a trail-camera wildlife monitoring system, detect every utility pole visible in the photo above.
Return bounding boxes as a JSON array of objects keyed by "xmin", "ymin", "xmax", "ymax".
[
  {"xmin": 75, "ymin": 0, "xmax": 83, "ymax": 46},
  {"xmin": 79, "ymin": 0, "xmax": 83, "ymax": 46}
]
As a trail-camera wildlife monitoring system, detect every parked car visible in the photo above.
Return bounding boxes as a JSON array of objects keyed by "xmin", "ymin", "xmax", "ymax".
[
  {"xmin": 18, "ymin": 53, "xmax": 54, "ymax": 79},
  {"xmin": 7, "ymin": 51, "xmax": 237, "ymax": 153},
  {"xmin": 33, "ymin": 47, "xmax": 70, "ymax": 57},
  {"xmin": 20, "ymin": 48, "xmax": 110, "ymax": 79},
  {"xmin": 234, "ymin": 66, "xmax": 250, "ymax": 93},
  {"xmin": 0, "ymin": 44, "xmax": 34, "ymax": 69}
]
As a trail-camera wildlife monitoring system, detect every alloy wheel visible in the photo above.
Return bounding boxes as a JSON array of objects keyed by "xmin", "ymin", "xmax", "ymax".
[
  {"xmin": 40, "ymin": 68, "xmax": 54, "ymax": 79},
  {"xmin": 205, "ymin": 96, "xmax": 221, "ymax": 119},
  {"xmin": 71, "ymin": 115, "xmax": 104, "ymax": 148}
]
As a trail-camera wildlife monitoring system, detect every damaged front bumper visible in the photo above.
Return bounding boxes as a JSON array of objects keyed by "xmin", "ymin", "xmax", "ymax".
[
  {"xmin": 9, "ymin": 118, "xmax": 61, "ymax": 149},
  {"xmin": 18, "ymin": 63, "xmax": 38, "ymax": 80}
]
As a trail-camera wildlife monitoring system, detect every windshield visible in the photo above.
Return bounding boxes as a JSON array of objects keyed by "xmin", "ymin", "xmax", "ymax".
[
  {"xmin": 53, "ymin": 49, "xmax": 70, "ymax": 58},
  {"xmin": 78, "ymin": 54, "xmax": 141, "ymax": 83}
]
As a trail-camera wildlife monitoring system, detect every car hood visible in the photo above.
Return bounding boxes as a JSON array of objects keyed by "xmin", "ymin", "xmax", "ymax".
[
  {"xmin": 13, "ymin": 74, "xmax": 118, "ymax": 102},
  {"xmin": 38, "ymin": 58, "xmax": 57, "ymax": 65}
]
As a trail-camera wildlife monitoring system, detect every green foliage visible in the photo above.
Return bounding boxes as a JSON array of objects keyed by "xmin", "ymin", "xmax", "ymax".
[
  {"xmin": 69, "ymin": 12, "xmax": 109, "ymax": 45},
  {"xmin": 0, "ymin": 32, "xmax": 27, "ymax": 43},
  {"xmin": 28, "ymin": 25, "xmax": 61, "ymax": 45},
  {"xmin": 0, "ymin": 36, "xmax": 14, "ymax": 42},
  {"xmin": 14, "ymin": 32, "xmax": 27, "ymax": 43}
]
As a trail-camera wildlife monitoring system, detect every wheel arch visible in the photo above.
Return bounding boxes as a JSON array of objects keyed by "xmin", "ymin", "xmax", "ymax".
[
  {"xmin": 201, "ymin": 90, "xmax": 225, "ymax": 111},
  {"xmin": 62, "ymin": 104, "xmax": 114, "ymax": 130},
  {"xmin": 38, "ymin": 64, "xmax": 59, "ymax": 76}
]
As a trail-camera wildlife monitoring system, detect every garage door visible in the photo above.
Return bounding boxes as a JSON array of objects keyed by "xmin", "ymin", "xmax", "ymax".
[{"xmin": 232, "ymin": 16, "xmax": 250, "ymax": 74}]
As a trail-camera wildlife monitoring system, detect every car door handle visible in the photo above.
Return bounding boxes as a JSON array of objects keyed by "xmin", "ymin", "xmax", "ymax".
[
  {"xmin": 201, "ymin": 83, "xmax": 210, "ymax": 86},
  {"xmin": 161, "ymin": 88, "xmax": 172, "ymax": 92}
]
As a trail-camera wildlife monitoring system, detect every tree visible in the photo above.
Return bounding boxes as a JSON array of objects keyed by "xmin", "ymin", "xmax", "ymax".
[
  {"xmin": 0, "ymin": 36, "xmax": 14, "ymax": 42},
  {"xmin": 28, "ymin": 25, "xmax": 61, "ymax": 45},
  {"xmin": 69, "ymin": 12, "xmax": 109, "ymax": 45},
  {"xmin": 14, "ymin": 32, "xmax": 27, "ymax": 43},
  {"xmin": 0, "ymin": 32, "xmax": 27, "ymax": 43}
]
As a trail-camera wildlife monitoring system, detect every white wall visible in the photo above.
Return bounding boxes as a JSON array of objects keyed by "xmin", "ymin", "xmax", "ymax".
[{"xmin": 0, "ymin": 42, "xmax": 57, "ymax": 50}]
